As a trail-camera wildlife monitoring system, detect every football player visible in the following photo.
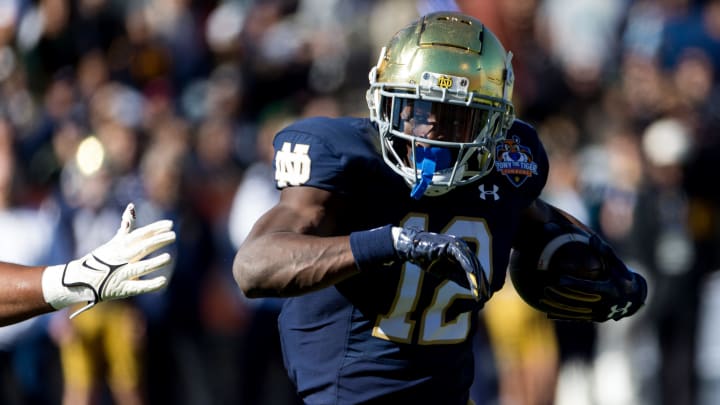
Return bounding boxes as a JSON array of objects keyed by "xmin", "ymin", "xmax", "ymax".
[
  {"xmin": 233, "ymin": 11, "xmax": 646, "ymax": 405},
  {"xmin": 0, "ymin": 203, "xmax": 175, "ymax": 326}
]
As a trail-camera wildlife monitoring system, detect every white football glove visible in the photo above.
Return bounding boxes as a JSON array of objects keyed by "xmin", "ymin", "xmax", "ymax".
[{"xmin": 42, "ymin": 203, "xmax": 176, "ymax": 318}]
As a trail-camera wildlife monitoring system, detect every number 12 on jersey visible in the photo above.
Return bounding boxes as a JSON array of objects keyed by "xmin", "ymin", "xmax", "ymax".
[{"xmin": 372, "ymin": 216, "xmax": 492, "ymax": 345}]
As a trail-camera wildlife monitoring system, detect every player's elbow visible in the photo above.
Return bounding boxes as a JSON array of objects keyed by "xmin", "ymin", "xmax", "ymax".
[{"xmin": 232, "ymin": 254, "xmax": 266, "ymax": 298}]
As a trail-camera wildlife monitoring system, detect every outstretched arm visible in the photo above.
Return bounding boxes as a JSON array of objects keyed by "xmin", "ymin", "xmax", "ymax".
[{"xmin": 0, "ymin": 203, "xmax": 176, "ymax": 327}]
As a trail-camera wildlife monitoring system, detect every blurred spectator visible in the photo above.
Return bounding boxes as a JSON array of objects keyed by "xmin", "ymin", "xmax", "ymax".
[
  {"xmin": 18, "ymin": 70, "xmax": 84, "ymax": 191},
  {"xmin": 484, "ymin": 282, "xmax": 558, "ymax": 405},
  {"xmin": 48, "ymin": 138, "xmax": 147, "ymax": 405},
  {"xmin": 537, "ymin": 0, "xmax": 626, "ymax": 99},
  {"xmin": 132, "ymin": 139, "xmax": 217, "ymax": 405},
  {"xmin": 659, "ymin": 0, "xmax": 720, "ymax": 78},
  {"xmin": 188, "ymin": 116, "xmax": 244, "ymax": 228},
  {"xmin": 630, "ymin": 118, "xmax": 697, "ymax": 405}
]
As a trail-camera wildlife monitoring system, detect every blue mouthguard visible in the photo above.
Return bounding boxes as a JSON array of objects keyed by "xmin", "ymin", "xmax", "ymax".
[{"xmin": 409, "ymin": 146, "xmax": 452, "ymax": 200}]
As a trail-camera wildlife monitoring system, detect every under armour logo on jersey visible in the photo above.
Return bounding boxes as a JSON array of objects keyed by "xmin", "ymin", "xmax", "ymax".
[
  {"xmin": 607, "ymin": 301, "xmax": 632, "ymax": 319},
  {"xmin": 275, "ymin": 142, "xmax": 311, "ymax": 187},
  {"xmin": 478, "ymin": 184, "xmax": 500, "ymax": 201}
]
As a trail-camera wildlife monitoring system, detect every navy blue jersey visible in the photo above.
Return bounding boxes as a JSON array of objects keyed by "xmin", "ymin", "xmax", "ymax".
[{"xmin": 272, "ymin": 116, "xmax": 548, "ymax": 404}]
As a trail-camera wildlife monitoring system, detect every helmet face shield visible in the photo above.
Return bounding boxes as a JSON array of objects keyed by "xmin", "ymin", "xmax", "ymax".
[
  {"xmin": 367, "ymin": 12, "xmax": 515, "ymax": 198},
  {"xmin": 388, "ymin": 98, "xmax": 498, "ymax": 144},
  {"xmin": 377, "ymin": 90, "xmax": 510, "ymax": 198}
]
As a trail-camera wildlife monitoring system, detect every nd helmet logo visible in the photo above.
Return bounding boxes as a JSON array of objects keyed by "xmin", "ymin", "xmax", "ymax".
[{"xmin": 436, "ymin": 75, "xmax": 453, "ymax": 89}]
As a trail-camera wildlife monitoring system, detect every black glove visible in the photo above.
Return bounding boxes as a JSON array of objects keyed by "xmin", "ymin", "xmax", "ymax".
[
  {"xmin": 394, "ymin": 227, "xmax": 488, "ymax": 301},
  {"xmin": 541, "ymin": 235, "xmax": 647, "ymax": 322}
]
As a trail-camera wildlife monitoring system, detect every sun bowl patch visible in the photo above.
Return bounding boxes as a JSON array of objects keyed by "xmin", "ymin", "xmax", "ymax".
[{"xmin": 495, "ymin": 135, "xmax": 538, "ymax": 187}]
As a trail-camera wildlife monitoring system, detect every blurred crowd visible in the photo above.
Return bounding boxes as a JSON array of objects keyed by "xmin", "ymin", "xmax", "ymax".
[{"xmin": 0, "ymin": 0, "xmax": 718, "ymax": 404}]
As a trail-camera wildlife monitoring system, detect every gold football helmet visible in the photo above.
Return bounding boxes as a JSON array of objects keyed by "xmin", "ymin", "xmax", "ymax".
[{"xmin": 367, "ymin": 12, "xmax": 515, "ymax": 198}]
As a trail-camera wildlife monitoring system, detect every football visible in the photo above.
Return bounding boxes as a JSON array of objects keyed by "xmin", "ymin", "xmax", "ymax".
[{"xmin": 508, "ymin": 231, "xmax": 605, "ymax": 312}]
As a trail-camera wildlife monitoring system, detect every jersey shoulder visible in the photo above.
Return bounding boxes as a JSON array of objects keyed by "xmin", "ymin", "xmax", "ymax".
[
  {"xmin": 277, "ymin": 116, "xmax": 375, "ymax": 149},
  {"xmin": 272, "ymin": 116, "xmax": 384, "ymax": 193},
  {"xmin": 491, "ymin": 119, "xmax": 549, "ymax": 200}
]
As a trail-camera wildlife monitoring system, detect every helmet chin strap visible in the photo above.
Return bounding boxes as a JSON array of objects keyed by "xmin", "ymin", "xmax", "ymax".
[{"xmin": 410, "ymin": 146, "xmax": 452, "ymax": 199}]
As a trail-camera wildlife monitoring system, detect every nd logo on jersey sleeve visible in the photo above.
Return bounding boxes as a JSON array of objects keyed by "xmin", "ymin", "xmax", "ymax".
[
  {"xmin": 275, "ymin": 142, "xmax": 311, "ymax": 187},
  {"xmin": 494, "ymin": 135, "xmax": 538, "ymax": 187}
]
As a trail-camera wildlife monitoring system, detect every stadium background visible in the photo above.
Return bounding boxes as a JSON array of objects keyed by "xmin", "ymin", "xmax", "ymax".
[{"xmin": 0, "ymin": 0, "xmax": 718, "ymax": 404}]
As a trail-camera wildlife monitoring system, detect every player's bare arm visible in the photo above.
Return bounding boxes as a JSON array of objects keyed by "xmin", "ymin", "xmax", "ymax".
[
  {"xmin": 0, "ymin": 263, "xmax": 52, "ymax": 326},
  {"xmin": 234, "ymin": 184, "xmax": 487, "ymax": 300},
  {"xmin": 233, "ymin": 186, "xmax": 360, "ymax": 298}
]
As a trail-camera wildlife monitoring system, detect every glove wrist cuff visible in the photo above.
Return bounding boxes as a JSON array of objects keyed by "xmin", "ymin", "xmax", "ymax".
[
  {"xmin": 349, "ymin": 225, "xmax": 396, "ymax": 271},
  {"xmin": 41, "ymin": 264, "xmax": 94, "ymax": 310}
]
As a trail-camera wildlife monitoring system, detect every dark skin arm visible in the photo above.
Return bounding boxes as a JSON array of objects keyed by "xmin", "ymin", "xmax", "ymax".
[
  {"xmin": 233, "ymin": 188, "xmax": 589, "ymax": 298},
  {"xmin": 233, "ymin": 186, "xmax": 360, "ymax": 298},
  {"xmin": 0, "ymin": 263, "xmax": 54, "ymax": 326},
  {"xmin": 233, "ymin": 189, "xmax": 587, "ymax": 296}
]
